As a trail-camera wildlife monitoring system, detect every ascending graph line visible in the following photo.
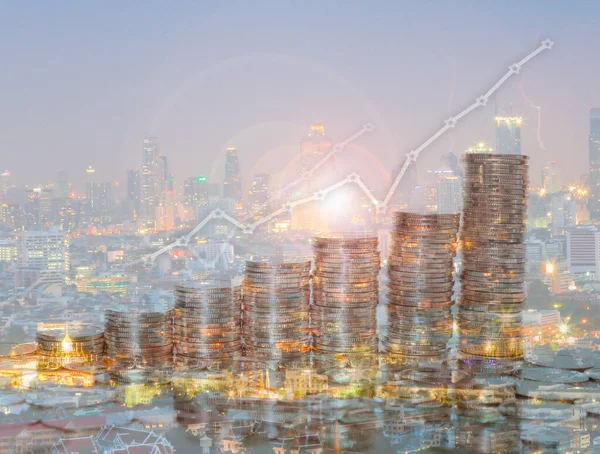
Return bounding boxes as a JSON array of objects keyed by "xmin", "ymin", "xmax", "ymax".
[{"xmin": 128, "ymin": 39, "xmax": 553, "ymax": 266}]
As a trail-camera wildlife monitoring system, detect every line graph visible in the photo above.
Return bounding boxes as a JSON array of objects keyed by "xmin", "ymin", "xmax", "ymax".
[{"xmin": 129, "ymin": 39, "xmax": 553, "ymax": 266}]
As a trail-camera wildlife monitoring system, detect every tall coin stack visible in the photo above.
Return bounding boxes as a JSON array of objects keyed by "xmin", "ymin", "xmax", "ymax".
[
  {"xmin": 458, "ymin": 153, "xmax": 528, "ymax": 360},
  {"xmin": 174, "ymin": 280, "xmax": 242, "ymax": 368},
  {"xmin": 311, "ymin": 233, "xmax": 380, "ymax": 368},
  {"xmin": 384, "ymin": 212, "xmax": 459, "ymax": 363},
  {"xmin": 104, "ymin": 307, "xmax": 173, "ymax": 368},
  {"xmin": 242, "ymin": 259, "xmax": 311, "ymax": 365}
]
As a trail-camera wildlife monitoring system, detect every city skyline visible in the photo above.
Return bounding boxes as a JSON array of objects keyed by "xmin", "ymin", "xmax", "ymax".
[
  {"xmin": 1, "ymin": 2, "xmax": 600, "ymax": 189},
  {"xmin": 2, "ymin": 4, "xmax": 600, "ymax": 454}
]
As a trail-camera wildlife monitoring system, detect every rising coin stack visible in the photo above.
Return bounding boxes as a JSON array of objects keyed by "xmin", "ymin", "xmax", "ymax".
[
  {"xmin": 242, "ymin": 259, "xmax": 311, "ymax": 365},
  {"xmin": 104, "ymin": 307, "xmax": 173, "ymax": 368},
  {"xmin": 173, "ymin": 279, "xmax": 242, "ymax": 368},
  {"xmin": 384, "ymin": 212, "xmax": 459, "ymax": 362},
  {"xmin": 458, "ymin": 152, "xmax": 528, "ymax": 359},
  {"xmin": 311, "ymin": 233, "xmax": 380, "ymax": 368}
]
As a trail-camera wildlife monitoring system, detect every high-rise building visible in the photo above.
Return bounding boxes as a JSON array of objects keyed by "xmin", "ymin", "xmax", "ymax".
[
  {"xmin": 542, "ymin": 160, "xmax": 561, "ymax": 194},
  {"xmin": 566, "ymin": 226, "xmax": 599, "ymax": 274},
  {"xmin": 0, "ymin": 171, "xmax": 15, "ymax": 199},
  {"xmin": 84, "ymin": 167, "xmax": 112, "ymax": 224},
  {"xmin": 141, "ymin": 137, "xmax": 162, "ymax": 220},
  {"xmin": 184, "ymin": 176, "xmax": 209, "ymax": 209},
  {"xmin": 248, "ymin": 173, "xmax": 269, "ymax": 221},
  {"xmin": 55, "ymin": 170, "xmax": 70, "ymax": 199},
  {"xmin": 550, "ymin": 191, "xmax": 577, "ymax": 234},
  {"xmin": 155, "ymin": 189, "xmax": 176, "ymax": 231},
  {"xmin": 437, "ymin": 173, "xmax": 461, "ymax": 214},
  {"xmin": 495, "ymin": 116, "xmax": 522, "ymax": 155},
  {"xmin": 588, "ymin": 108, "xmax": 600, "ymax": 219},
  {"xmin": 17, "ymin": 228, "xmax": 68, "ymax": 285},
  {"xmin": 292, "ymin": 124, "xmax": 333, "ymax": 232},
  {"xmin": 223, "ymin": 147, "xmax": 241, "ymax": 206},
  {"xmin": 127, "ymin": 169, "xmax": 141, "ymax": 217},
  {"xmin": 300, "ymin": 123, "xmax": 332, "ymax": 173},
  {"xmin": 86, "ymin": 181, "xmax": 113, "ymax": 224}
]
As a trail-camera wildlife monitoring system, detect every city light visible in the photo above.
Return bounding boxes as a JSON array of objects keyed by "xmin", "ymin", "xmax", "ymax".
[
  {"xmin": 558, "ymin": 323, "xmax": 569, "ymax": 335},
  {"xmin": 2, "ymin": 15, "xmax": 597, "ymax": 453},
  {"xmin": 543, "ymin": 262, "xmax": 555, "ymax": 274}
]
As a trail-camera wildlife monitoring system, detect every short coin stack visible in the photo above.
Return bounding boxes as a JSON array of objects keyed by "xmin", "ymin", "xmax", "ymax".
[
  {"xmin": 36, "ymin": 325, "xmax": 104, "ymax": 366},
  {"xmin": 242, "ymin": 259, "xmax": 311, "ymax": 365},
  {"xmin": 104, "ymin": 307, "xmax": 173, "ymax": 368},
  {"xmin": 458, "ymin": 153, "xmax": 528, "ymax": 359},
  {"xmin": 174, "ymin": 279, "xmax": 242, "ymax": 368},
  {"xmin": 384, "ymin": 212, "xmax": 459, "ymax": 362},
  {"xmin": 311, "ymin": 232, "xmax": 380, "ymax": 367}
]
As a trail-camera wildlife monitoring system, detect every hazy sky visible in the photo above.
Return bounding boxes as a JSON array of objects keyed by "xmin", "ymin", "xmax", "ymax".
[{"xmin": 1, "ymin": 1, "xmax": 599, "ymax": 195}]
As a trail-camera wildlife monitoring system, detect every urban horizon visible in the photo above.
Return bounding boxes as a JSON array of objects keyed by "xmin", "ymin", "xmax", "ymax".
[{"xmin": 2, "ymin": 3, "xmax": 600, "ymax": 454}]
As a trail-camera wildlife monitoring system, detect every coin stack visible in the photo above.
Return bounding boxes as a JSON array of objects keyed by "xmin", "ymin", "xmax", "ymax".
[
  {"xmin": 104, "ymin": 308, "xmax": 173, "ymax": 368},
  {"xmin": 36, "ymin": 325, "xmax": 104, "ymax": 365},
  {"xmin": 242, "ymin": 259, "xmax": 311, "ymax": 365},
  {"xmin": 173, "ymin": 279, "xmax": 242, "ymax": 368},
  {"xmin": 311, "ymin": 233, "xmax": 380, "ymax": 367},
  {"xmin": 384, "ymin": 212, "xmax": 459, "ymax": 362},
  {"xmin": 458, "ymin": 153, "xmax": 528, "ymax": 359}
]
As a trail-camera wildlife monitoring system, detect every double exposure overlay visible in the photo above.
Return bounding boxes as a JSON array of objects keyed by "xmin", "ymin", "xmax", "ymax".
[{"xmin": 1, "ymin": 2, "xmax": 600, "ymax": 453}]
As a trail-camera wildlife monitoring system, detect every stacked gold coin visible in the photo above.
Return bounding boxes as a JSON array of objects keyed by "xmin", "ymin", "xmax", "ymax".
[
  {"xmin": 458, "ymin": 153, "xmax": 528, "ymax": 359},
  {"xmin": 311, "ymin": 232, "xmax": 380, "ymax": 367},
  {"xmin": 243, "ymin": 259, "xmax": 311, "ymax": 365},
  {"xmin": 105, "ymin": 307, "xmax": 173, "ymax": 368},
  {"xmin": 174, "ymin": 279, "xmax": 242, "ymax": 367},
  {"xmin": 384, "ymin": 212, "xmax": 459, "ymax": 361}
]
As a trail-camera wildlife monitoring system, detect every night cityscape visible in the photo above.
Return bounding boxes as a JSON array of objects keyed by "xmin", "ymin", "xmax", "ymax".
[{"xmin": 1, "ymin": 2, "xmax": 600, "ymax": 453}]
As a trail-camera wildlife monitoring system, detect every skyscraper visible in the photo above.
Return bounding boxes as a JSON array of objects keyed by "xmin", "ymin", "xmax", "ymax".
[
  {"xmin": 542, "ymin": 160, "xmax": 561, "ymax": 194},
  {"xmin": 184, "ymin": 176, "xmax": 209, "ymax": 210},
  {"xmin": 86, "ymin": 182, "xmax": 113, "ymax": 224},
  {"xmin": 300, "ymin": 123, "xmax": 332, "ymax": 173},
  {"xmin": 588, "ymin": 108, "xmax": 600, "ymax": 219},
  {"xmin": 248, "ymin": 173, "xmax": 269, "ymax": 221},
  {"xmin": 127, "ymin": 169, "xmax": 141, "ymax": 217},
  {"xmin": 550, "ymin": 191, "xmax": 576, "ymax": 234},
  {"xmin": 140, "ymin": 137, "xmax": 161, "ymax": 220},
  {"xmin": 0, "ymin": 171, "xmax": 15, "ymax": 199},
  {"xmin": 223, "ymin": 147, "xmax": 241, "ymax": 205},
  {"xmin": 495, "ymin": 116, "xmax": 522, "ymax": 155},
  {"xmin": 84, "ymin": 166, "xmax": 112, "ymax": 224},
  {"xmin": 292, "ymin": 124, "xmax": 333, "ymax": 231},
  {"xmin": 437, "ymin": 173, "xmax": 461, "ymax": 214},
  {"xmin": 55, "ymin": 170, "xmax": 70, "ymax": 199}
]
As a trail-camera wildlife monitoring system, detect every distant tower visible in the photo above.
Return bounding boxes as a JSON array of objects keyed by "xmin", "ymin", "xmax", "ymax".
[
  {"xmin": 292, "ymin": 124, "xmax": 333, "ymax": 232},
  {"xmin": 56, "ymin": 170, "xmax": 70, "ymax": 199},
  {"xmin": 223, "ymin": 147, "xmax": 242, "ymax": 205},
  {"xmin": 0, "ymin": 170, "xmax": 15, "ymax": 199},
  {"xmin": 495, "ymin": 116, "xmax": 522, "ymax": 155},
  {"xmin": 438, "ymin": 174, "xmax": 461, "ymax": 214},
  {"xmin": 127, "ymin": 169, "xmax": 141, "ymax": 218},
  {"xmin": 300, "ymin": 123, "xmax": 332, "ymax": 173},
  {"xmin": 184, "ymin": 176, "xmax": 209, "ymax": 212},
  {"xmin": 588, "ymin": 108, "xmax": 600, "ymax": 219},
  {"xmin": 140, "ymin": 137, "xmax": 161, "ymax": 220},
  {"xmin": 248, "ymin": 173, "xmax": 270, "ymax": 220},
  {"xmin": 542, "ymin": 160, "xmax": 561, "ymax": 194}
]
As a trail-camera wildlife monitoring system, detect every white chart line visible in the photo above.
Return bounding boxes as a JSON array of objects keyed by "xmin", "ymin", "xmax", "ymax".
[{"xmin": 127, "ymin": 39, "xmax": 553, "ymax": 266}]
